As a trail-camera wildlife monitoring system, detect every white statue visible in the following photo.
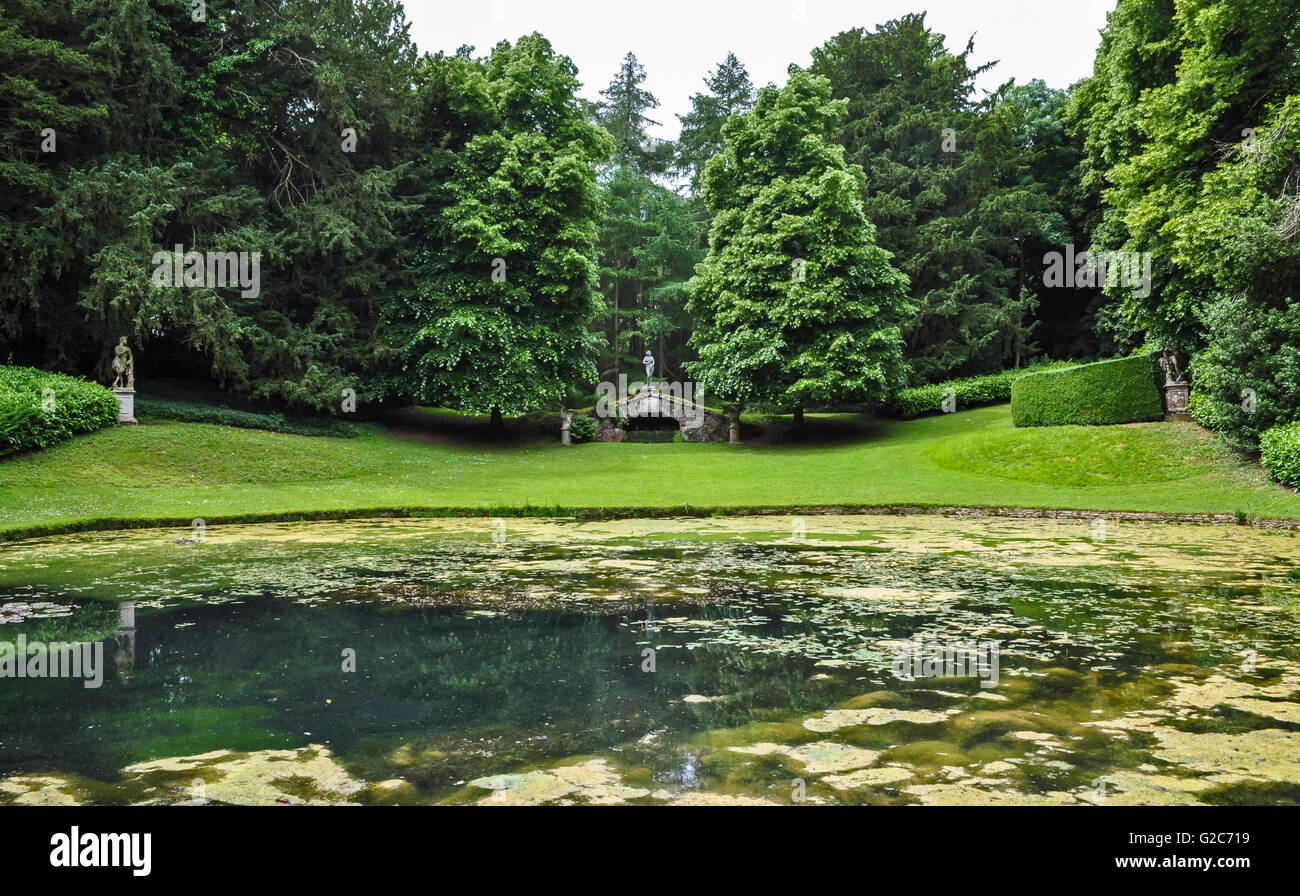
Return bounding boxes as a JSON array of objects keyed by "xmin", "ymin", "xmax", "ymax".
[
  {"xmin": 111, "ymin": 337, "xmax": 134, "ymax": 390},
  {"xmin": 643, "ymin": 351, "xmax": 655, "ymax": 381}
]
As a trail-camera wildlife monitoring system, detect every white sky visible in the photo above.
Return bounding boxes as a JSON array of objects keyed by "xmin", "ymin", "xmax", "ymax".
[{"xmin": 404, "ymin": 1, "xmax": 1117, "ymax": 142}]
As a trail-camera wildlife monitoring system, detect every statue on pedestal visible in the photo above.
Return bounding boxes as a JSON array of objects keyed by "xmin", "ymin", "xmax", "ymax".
[
  {"xmin": 109, "ymin": 337, "xmax": 137, "ymax": 423},
  {"xmin": 112, "ymin": 337, "xmax": 134, "ymax": 390},
  {"xmin": 643, "ymin": 351, "xmax": 655, "ymax": 382},
  {"xmin": 1160, "ymin": 346, "xmax": 1191, "ymax": 415}
]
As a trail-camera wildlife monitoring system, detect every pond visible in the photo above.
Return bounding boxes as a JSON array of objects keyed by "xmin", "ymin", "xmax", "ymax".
[{"xmin": 1, "ymin": 514, "xmax": 1299, "ymax": 805}]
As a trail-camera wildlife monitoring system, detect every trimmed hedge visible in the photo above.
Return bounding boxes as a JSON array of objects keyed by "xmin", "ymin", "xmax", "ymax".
[
  {"xmin": 888, "ymin": 363, "xmax": 1073, "ymax": 419},
  {"xmin": 1260, "ymin": 422, "xmax": 1300, "ymax": 488},
  {"xmin": 135, "ymin": 396, "xmax": 361, "ymax": 437},
  {"xmin": 0, "ymin": 366, "xmax": 120, "ymax": 456},
  {"xmin": 1011, "ymin": 354, "xmax": 1164, "ymax": 427}
]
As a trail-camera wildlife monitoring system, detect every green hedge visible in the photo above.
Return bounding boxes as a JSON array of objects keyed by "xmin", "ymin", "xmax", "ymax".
[
  {"xmin": 1011, "ymin": 354, "xmax": 1164, "ymax": 427},
  {"xmin": 0, "ymin": 366, "xmax": 120, "ymax": 456},
  {"xmin": 135, "ymin": 397, "xmax": 362, "ymax": 437},
  {"xmin": 888, "ymin": 363, "xmax": 1073, "ymax": 419},
  {"xmin": 1260, "ymin": 422, "xmax": 1300, "ymax": 488}
]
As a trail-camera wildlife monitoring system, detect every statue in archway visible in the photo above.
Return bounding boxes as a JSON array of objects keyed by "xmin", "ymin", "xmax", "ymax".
[{"xmin": 111, "ymin": 337, "xmax": 134, "ymax": 390}]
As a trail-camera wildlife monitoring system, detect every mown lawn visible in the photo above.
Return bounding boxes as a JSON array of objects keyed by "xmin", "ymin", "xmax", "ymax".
[{"xmin": 1, "ymin": 403, "xmax": 1298, "ymax": 537}]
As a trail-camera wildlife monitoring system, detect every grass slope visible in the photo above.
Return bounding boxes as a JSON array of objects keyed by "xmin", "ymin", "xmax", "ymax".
[{"xmin": 1, "ymin": 404, "xmax": 1298, "ymax": 537}]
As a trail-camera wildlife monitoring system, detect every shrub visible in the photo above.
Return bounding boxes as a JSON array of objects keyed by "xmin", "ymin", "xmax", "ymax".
[
  {"xmin": 1011, "ymin": 354, "xmax": 1164, "ymax": 427},
  {"xmin": 1189, "ymin": 293, "xmax": 1300, "ymax": 449},
  {"xmin": 888, "ymin": 363, "xmax": 1073, "ymax": 419},
  {"xmin": 0, "ymin": 366, "xmax": 119, "ymax": 456},
  {"xmin": 134, "ymin": 397, "xmax": 360, "ymax": 437},
  {"xmin": 1260, "ymin": 422, "xmax": 1300, "ymax": 488},
  {"xmin": 568, "ymin": 414, "xmax": 595, "ymax": 443}
]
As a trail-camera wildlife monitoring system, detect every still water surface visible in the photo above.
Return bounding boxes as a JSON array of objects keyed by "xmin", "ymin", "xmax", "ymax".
[{"xmin": 1, "ymin": 515, "xmax": 1298, "ymax": 805}]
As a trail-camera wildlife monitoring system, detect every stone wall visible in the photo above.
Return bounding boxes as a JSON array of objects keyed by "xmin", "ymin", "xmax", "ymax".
[{"xmin": 589, "ymin": 398, "xmax": 728, "ymax": 443}]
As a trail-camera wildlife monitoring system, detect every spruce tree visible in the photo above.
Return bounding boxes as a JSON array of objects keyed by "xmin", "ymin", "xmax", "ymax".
[{"xmin": 676, "ymin": 52, "xmax": 756, "ymax": 192}]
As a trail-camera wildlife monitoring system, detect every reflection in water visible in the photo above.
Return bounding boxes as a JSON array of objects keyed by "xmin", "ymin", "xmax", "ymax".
[
  {"xmin": 0, "ymin": 515, "xmax": 1297, "ymax": 805},
  {"xmin": 113, "ymin": 600, "xmax": 135, "ymax": 680}
]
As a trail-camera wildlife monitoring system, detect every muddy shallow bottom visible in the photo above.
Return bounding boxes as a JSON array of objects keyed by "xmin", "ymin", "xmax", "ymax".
[{"xmin": 1, "ymin": 514, "xmax": 1299, "ymax": 805}]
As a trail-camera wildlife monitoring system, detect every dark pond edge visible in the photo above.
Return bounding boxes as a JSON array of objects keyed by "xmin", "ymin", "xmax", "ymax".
[{"xmin": 2, "ymin": 503, "xmax": 1297, "ymax": 544}]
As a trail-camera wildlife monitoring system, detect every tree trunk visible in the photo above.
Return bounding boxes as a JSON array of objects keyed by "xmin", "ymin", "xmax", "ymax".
[
  {"xmin": 1016, "ymin": 239, "xmax": 1026, "ymax": 369},
  {"xmin": 612, "ymin": 279, "xmax": 620, "ymax": 379},
  {"xmin": 728, "ymin": 409, "xmax": 741, "ymax": 444},
  {"xmin": 490, "ymin": 405, "xmax": 502, "ymax": 429},
  {"xmin": 793, "ymin": 406, "xmax": 804, "ymax": 424}
]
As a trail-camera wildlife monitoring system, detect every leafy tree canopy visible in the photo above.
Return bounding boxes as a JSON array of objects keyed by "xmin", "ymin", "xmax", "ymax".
[
  {"xmin": 686, "ymin": 70, "xmax": 911, "ymax": 413},
  {"xmin": 380, "ymin": 35, "xmax": 612, "ymax": 417}
]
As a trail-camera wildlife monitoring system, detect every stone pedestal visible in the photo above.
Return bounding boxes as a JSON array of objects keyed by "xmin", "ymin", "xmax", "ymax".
[
  {"xmin": 114, "ymin": 388, "xmax": 137, "ymax": 424},
  {"xmin": 1163, "ymin": 381, "xmax": 1190, "ymax": 415}
]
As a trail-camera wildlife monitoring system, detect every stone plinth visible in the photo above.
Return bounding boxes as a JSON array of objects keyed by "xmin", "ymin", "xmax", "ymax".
[
  {"xmin": 1163, "ymin": 382, "xmax": 1190, "ymax": 415},
  {"xmin": 114, "ymin": 388, "xmax": 137, "ymax": 424}
]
